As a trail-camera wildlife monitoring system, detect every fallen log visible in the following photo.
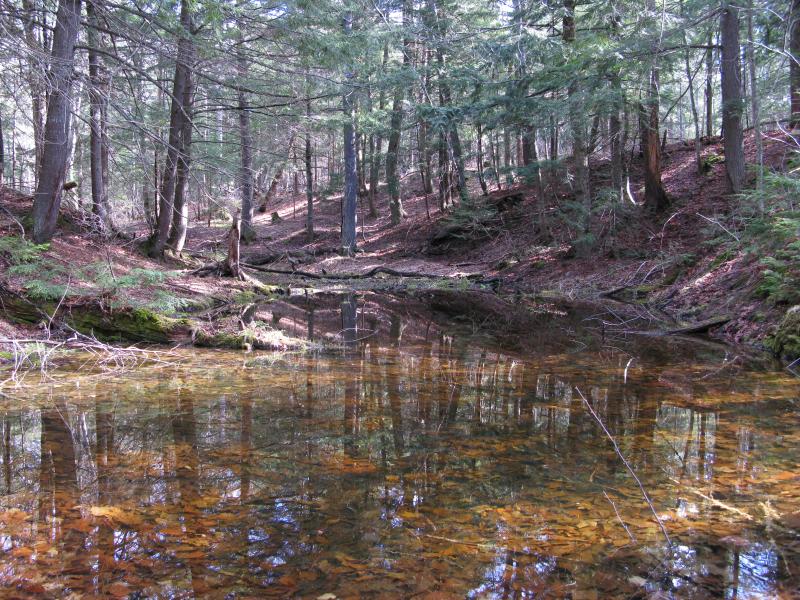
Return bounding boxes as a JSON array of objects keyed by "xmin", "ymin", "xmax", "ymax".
[
  {"xmin": 665, "ymin": 316, "xmax": 731, "ymax": 335},
  {"xmin": 627, "ymin": 316, "xmax": 731, "ymax": 337},
  {"xmin": 241, "ymin": 263, "xmax": 485, "ymax": 282}
]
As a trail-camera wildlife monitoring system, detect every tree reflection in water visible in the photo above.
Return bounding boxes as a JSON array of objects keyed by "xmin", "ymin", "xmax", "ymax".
[{"xmin": 0, "ymin": 291, "xmax": 798, "ymax": 598}]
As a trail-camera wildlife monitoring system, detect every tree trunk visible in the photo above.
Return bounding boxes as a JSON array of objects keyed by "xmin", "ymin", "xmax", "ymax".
[
  {"xmin": 341, "ymin": 13, "xmax": 358, "ymax": 256},
  {"xmin": 720, "ymin": 2, "xmax": 745, "ymax": 193},
  {"xmin": 0, "ymin": 112, "xmax": 4, "ymax": 187},
  {"xmin": 368, "ymin": 45, "xmax": 387, "ymax": 218},
  {"xmin": 681, "ymin": 0, "xmax": 703, "ymax": 175},
  {"xmin": 87, "ymin": 0, "xmax": 111, "ymax": 232},
  {"xmin": 476, "ymin": 123, "xmax": 488, "ymax": 196},
  {"xmin": 789, "ymin": 0, "xmax": 800, "ymax": 128},
  {"xmin": 236, "ymin": 30, "xmax": 255, "ymax": 242},
  {"xmin": 31, "ymin": 0, "xmax": 82, "ymax": 243},
  {"xmin": 642, "ymin": 0, "xmax": 669, "ymax": 213},
  {"xmin": 306, "ymin": 94, "xmax": 314, "ymax": 243},
  {"xmin": 151, "ymin": 0, "xmax": 192, "ymax": 256},
  {"xmin": 21, "ymin": 0, "xmax": 44, "ymax": 181},
  {"xmin": 438, "ymin": 130, "xmax": 450, "ymax": 210},
  {"xmin": 747, "ymin": 2, "xmax": 763, "ymax": 196},
  {"xmin": 609, "ymin": 72, "xmax": 624, "ymax": 201},
  {"xmin": 226, "ymin": 211, "xmax": 243, "ymax": 280},
  {"xmin": 563, "ymin": 0, "xmax": 591, "ymax": 238},
  {"xmin": 167, "ymin": 56, "xmax": 194, "ymax": 254},
  {"xmin": 705, "ymin": 29, "xmax": 714, "ymax": 137},
  {"xmin": 521, "ymin": 127, "xmax": 541, "ymax": 191}
]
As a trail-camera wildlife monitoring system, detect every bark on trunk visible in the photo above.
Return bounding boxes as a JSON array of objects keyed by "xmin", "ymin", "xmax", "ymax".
[
  {"xmin": 368, "ymin": 46, "xmax": 387, "ymax": 218},
  {"xmin": 341, "ymin": 13, "xmax": 358, "ymax": 256},
  {"xmin": 151, "ymin": 0, "xmax": 193, "ymax": 256},
  {"xmin": 681, "ymin": 0, "xmax": 703, "ymax": 175},
  {"xmin": 563, "ymin": 0, "xmax": 591, "ymax": 237},
  {"xmin": 642, "ymin": 0, "xmax": 669, "ymax": 213},
  {"xmin": 226, "ymin": 211, "xmax": 243, "ymax": 280},
  {"xmin": 789, "ymin": 0, "xmax": 800, "ymax": 129},
  {"xmin": 306, "ymin": 91, "xmax": 314, "ymax": 243},
  {"xmin": 705, "ymin": 29, "xmax": 714, "ymax": 137},
  {"xmin": 0, "ymin": 113, "xmax": 4, "ymax": 187},
  {"xmin": 720, "ymin": 2, "xmax": 745, "ymax": 193},
  {"xmin": 746, "ymin": 2, "xmax": 763, "ymax": 195},
  {"xmin": 167, "ymin": 62, "xmax": 193, "ymax": 253},
  {"xmin": 236, "ymin": 30, "xmax": 255, "ymax": 242},
  {"xmin": 21, "ymin": 0, "xmax": 45, "ymax": 180},
  {"xmin": 87, "ymin": 0, "xmax": 111, "ymax": 232},
  {"xmin": 476, "ymin": 123, "xmax": 488, "ymax": 196},
  {"xmin": 31, "ymin": 0, "xmax": 82, "ymax": 243}
]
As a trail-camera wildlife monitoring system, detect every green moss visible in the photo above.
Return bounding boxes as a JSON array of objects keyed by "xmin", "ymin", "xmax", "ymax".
[
  {"xmin": 765, "ymin": 305, "xmax": 800, "ymax": 361},
  {"xmin": 708, "ymin": 248, "xmax": 736, "ymax": 271},
  {"xmin": 66, "ymin": 306, "xmax": 192, "ymax": 343},
  {"xmin": 192, "ymin": 329, "xmax": 251, "ymax": 349}
]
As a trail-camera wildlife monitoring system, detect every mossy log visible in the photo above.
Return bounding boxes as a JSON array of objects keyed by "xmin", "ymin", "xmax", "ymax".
[
  {"xmin": 0, "ymin": 284, "xmax": 192, "ymax": 344},
  {"xmin": 766, "ymin": 305, "xmax": 800, "ymax": 362}
]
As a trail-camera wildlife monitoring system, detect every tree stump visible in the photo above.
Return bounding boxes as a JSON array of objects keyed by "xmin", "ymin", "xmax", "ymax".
[{"xmin": 226, "ymin": 210, "xmax": 244, "ymax": 280}]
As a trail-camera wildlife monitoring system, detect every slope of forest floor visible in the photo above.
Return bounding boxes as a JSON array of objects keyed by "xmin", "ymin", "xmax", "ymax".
[{"xmin": 1, "ymin": 130, "xmax": 799, "ymax": 362}]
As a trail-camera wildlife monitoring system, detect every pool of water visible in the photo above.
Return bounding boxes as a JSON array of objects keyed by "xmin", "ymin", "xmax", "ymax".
[{"xmin": 1, "ymin": 291, "xmax": 799, "ymax": 598}]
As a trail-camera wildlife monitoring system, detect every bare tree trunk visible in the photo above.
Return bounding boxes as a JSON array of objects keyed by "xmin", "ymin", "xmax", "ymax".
[
  {"xmin": 476, "ymin": 123, "xmax": 488, "ymax": 196},
  {"xmin": 792, "ymin": 0, "xmax": 800, "ymax": 129},
  {"xmin": 306, "ymin": 94, "xmax": 314, "ymax": 243},
  {"xmin": 563, "ymin": 0, "xmax": 591, "ymax": 239},
  {"xmin": 681, "ymin": 0, "xmax": 703, "ymax": 175},
  {"xmin": 720, "ymin": 1, "xmax": 745, "ymax": 193},
  {"xmin": 747, "ymin": 1, "xmax": 763, "ymax": 196},
  {"xmin": 258, "ymin": 135, "xmax": 296, "ymax": 213},
  {"xmin": 151, "ymin": 0, "xmax": 192, "ymax": 256},
  {"xmin": 521, "ymin": 127, "xmax": 541, "ymax": 192},
  {"xmin": 226, "ymin": 210, "xmax": 243, "ymax": 280},
  {"xmin": 0, "ymin": 113, "xmax": 4, "ymax": 187},
  {"xmin": 438, "ymin": 130, "xmax": 450, "ymax": 210},
  {"xmin": 236, "ymin": 30, "xmax": 255, "ymax": 242},
  {"xmin": 385, "ymin": 74, "xmax": 406, "ymax": 223},
  {"xmin": 609, "ymin": 73, "xmax": 624, "ymax": 201},
  {"xmin": 705, "ymin": 29, "xmax": 714, "ymax": 137},
  {"xmin": 21, "ymin": 0, "xmax": 44, "ymax": 181},
  {"xmin": 642, "ymin": 0, "xmax": 669, "ymax": 213},
  {"xmin": 368, "ymin": 46, "xmax": 387, "ymax": 218},
  {"xmin": 87, "ymin": 0, "xmax": 111, "ymax": 232},
  {"xmin": 167, "ymin": 60, "xmax": 194, "ymax": 253},
  {"xmin": 31, "ymin": 0, "xmax": 82, "ymax": 243},
  {"xmin": 341, "ymin": 12, "xmax": 358, "ymax": 256}
]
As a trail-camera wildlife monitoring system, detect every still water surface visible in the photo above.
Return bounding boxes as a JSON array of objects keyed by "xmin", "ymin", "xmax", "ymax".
[{"xmin": 1, "ymin": 292, "xmax": 799, "ymax": 598}]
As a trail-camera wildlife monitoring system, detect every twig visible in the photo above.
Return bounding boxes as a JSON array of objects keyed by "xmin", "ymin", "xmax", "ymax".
[
  {"xmin": 0, "ymin": 205, "xmax": 26, "ymax": 239},
  {"xmin": 695, "ymin": 213, "xmax": 740, "ymax": 242},
  {"xmin": 576, "ymin": 387, "xmax": 672, "ymax": 550},
  {"xmin": 603, "ymin": 489, "xmax": 636, "ymax": 542},
  {"xmin": 666, "ymin": 476, "xmax": 753, "ymax": 521}
]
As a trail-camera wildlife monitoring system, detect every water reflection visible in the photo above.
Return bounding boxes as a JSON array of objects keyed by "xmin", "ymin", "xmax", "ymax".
[{"xmin": 0, "ymin": 291, "xmax": 798, "ymax": 598}]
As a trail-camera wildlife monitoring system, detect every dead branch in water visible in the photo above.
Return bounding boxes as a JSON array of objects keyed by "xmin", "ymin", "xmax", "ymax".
[{"xmin": 576, "ymin": 387, "xmax": 673, "ymax": 550}]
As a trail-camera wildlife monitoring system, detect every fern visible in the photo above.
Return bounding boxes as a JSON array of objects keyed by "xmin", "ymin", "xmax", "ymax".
[
  {"xmin": 24, "ymin": 280, "xmax": 72, "ymax": 301},
  {"xmin": 0, "ymin": 236, "xmax": 50, "ymax": 265}
]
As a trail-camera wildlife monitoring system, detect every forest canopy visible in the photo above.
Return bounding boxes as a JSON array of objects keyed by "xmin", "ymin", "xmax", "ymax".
[{"xmin": 0, "ymin": 0, "xmax": 796, "ymax": 253}]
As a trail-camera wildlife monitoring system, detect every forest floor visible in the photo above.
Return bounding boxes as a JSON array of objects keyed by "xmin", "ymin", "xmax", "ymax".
[{"xmin": 1, "ymin": 130, "xmax": 798, "ymax": 361}]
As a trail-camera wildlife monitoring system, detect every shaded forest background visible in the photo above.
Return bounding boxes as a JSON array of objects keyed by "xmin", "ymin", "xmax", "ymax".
[{"xmin": 0, "ymin": 0, "xmax": 799, "ymax": 357}]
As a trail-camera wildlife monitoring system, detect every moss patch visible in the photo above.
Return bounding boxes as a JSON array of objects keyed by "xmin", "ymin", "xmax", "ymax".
[{"xmin": 765, "ymin": 305, "xmax": 800, "ymax": 361}]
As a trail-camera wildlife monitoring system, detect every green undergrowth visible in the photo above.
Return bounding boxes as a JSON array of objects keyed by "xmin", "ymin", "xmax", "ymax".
[
  {"xmin": 0, "ymin": 235, "xmax": 190, "ymax": 313},
  {"xmin": 738, "ymin": 168, "xmax": 800, "ymax": 358}
]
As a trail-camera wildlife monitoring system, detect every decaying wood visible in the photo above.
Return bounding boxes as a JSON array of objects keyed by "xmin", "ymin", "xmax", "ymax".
[
  {"xmin": 662, "ymin": 316, "xmax": 731, "ymax": 335},
  {"xmin": 241, "ymin": 262, "xmax": 484, "ymax": 282},
  {"xmin": 627, "ymin": 315, "xmax": 731, "ymax": 337},
  {"xmin": 226, "ymin": 210, "xmax": 244, "ymax": 280}
]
